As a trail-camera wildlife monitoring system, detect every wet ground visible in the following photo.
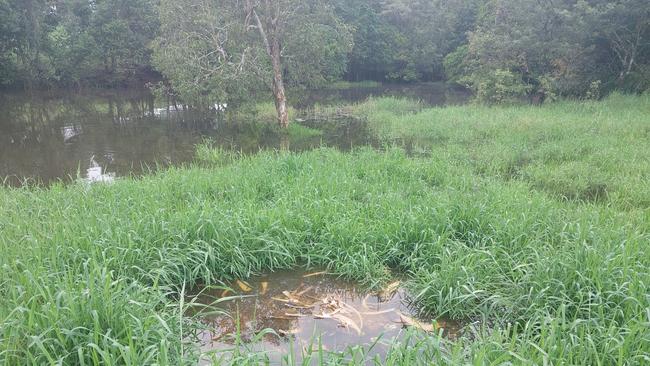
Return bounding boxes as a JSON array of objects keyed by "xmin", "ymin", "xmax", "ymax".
[
  {"xmin": 189, "ymin": 269, "xmax": 461, "ymax": 364},
  {"xmin": 0, "ymin": 83, "xmax": 469, "ymax": 186}
]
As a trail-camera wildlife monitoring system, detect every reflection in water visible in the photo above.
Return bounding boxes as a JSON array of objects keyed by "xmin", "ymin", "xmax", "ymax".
[
  {"xmin": 292, "ymin": 82, "xmax": 470, "ymax": 109},
  {"xmin": 0, "ymin": 83, "xmax": 469, "ymax": 186},
  {"xmin": 86, "ymin": 156, "xmax": 115, "ymax": 183},
  {"xmin": 62, "ymin": 125, "xmax": 83, "ymax": 143},
  {"xmin": 190, "ymin": 270, "xmax": 461, "ymax": 365}
]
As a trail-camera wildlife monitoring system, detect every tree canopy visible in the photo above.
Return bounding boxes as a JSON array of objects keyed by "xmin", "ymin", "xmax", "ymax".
[
  {"xmin": 0, "ymin": 0, "xmax": 159, "ymax": 86},
  {"xmin": 0, "ymin": 0, "xmax": 648, "ymax": 105}
]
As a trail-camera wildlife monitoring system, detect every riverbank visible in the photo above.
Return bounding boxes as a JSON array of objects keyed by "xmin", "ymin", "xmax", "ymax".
[{"xmin": 1, "ymin": 95, "xmax": 648, "ymax": 364}]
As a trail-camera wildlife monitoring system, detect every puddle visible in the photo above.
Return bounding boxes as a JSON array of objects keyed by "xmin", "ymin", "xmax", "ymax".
[{"xmin": 189, "ymin": 269, "xmax": 461, "ymax": 364}]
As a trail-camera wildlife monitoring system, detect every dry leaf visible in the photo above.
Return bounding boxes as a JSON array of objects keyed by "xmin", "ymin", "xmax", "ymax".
[
  {"xmin": 269, "ymin": 315, "xmax": 295, "ymax": 320},
  {"xmin": 284, "ymin": 312, "xmax": 304, "ymax": 318},
  {"xmin": 341, "ymin": 302, "xmax": 363, "ymax": 330},
  {"xmin": 303, "ymin": 271, "xmax": 328, "ymax": 278},
  {"xmin": 236, "ymin": 280, "xmax": 252, "ymax": 292},
  {"xmin": 295, "ymin": 286, "xmax": 313, "ymax": 296},
  {"xmin": 278, "ymin": 328, "xmax": 300, "ymax": 336},
  {"xmin": 398, "ymin": 312, "xmax": 435, "ymax": 332},
  {"xmin": 361, "ymin": 294, "xmax": 377, "ymax": 310},
  {"xmin": 378, "ymin": 281, "xmax": 401, "ymax": 300}
]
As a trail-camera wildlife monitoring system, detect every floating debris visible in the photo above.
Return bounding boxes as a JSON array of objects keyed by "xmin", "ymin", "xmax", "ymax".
[
  {"xmin": 302, "ymin": 271, "xmax": 329, "ymax": 278},
  {"xmin": 278, "ymin": 328, "xmax": 300, "ymax": 336},
  {"xmin": 220, "ymin": 289, "xmax": 231, "ymax": 297},
  {"xmin": 236, "ymin": 280, "xmax": 253, "ymax": 292},
  {"xmin": 398, "ymin": 312, "xmax": 437, "ymax": 333},
  {"xmin": 191, "ymin": 269, "xmax": 462, "ymax": 365},
  {"xmin": 361, "ymin": 308, "xmax": 395, "ymax": 316},
  {"xmin": 378, "ymin": 281, "xmax": 401, "ymax": 301}
]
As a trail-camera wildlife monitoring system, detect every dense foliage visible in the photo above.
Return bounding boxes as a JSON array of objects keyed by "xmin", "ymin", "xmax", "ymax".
[
  {"xmin": 455, "ymin": 0, "xmax": 650, "ymax": 102},
  {"xmin": 0, "ymin": 0, "xmax": 159, "ymax": 87},
  {"xmin": 0, "ymin": 0, "xmax": 648, "ymax": 97}
]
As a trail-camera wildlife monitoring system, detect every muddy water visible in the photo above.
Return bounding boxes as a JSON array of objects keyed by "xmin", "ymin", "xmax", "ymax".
[
  {"xmin": 0, "ymin": 83, "xmax": 469, "ymax": 186},
  {"xmin": 190, "ymin": 270, "xmax": 461, "ymax": 364}
]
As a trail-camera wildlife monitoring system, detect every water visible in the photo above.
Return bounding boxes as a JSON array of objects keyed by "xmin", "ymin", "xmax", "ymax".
[
  {"xmin": 190, "ymin": 270, "xmax": 461, "ymax": 364},
  {"xmin": 292, "ymin": 82, "xmax": 469, "ymax": 109},
  {"xmin": 0, "ymin": 83, "xmax": 469, "ymax": 186}
]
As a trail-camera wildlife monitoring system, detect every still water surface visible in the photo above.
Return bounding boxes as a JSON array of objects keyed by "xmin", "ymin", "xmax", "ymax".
[
  {"xmin": 0, "ymin": 83, "xmax": 468, "ymax": 186},
  {"xmin": 191, "ymin": 269, "xmax": 461, "ymax": 364}
]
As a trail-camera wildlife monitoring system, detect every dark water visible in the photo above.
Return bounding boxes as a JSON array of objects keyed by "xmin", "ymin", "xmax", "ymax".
[
  {"xmin": 292, "ymin": 82, "xmax": 470, "ymax": 109},
  {"xmin": 190, "ymin": 270, "xmax": 460, "ymax": 364},
  {"xmin": 0, "ymin": 83, "xmax": 469, "ymax": 186}
]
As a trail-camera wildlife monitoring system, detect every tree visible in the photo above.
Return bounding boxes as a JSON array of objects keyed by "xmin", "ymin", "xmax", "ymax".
[
  {"xmin": 330, "ymin": 0, "xmax": 402, "ymax": 81},
  {"xmin": 0, "ymin": 0, "xmax": 22, "ymax": 85},
  {"xmin": 579, "ymin": 0, "xmax": 650, "ymax": 85},
  {"xmin": 89, "ymin": 0, "xmax": 160, "ymax": 83},
  {"xmin": 153, "ymin": 0, "xmax": 352, "ymax": 127},
  {"xmin": 0, "ymin": 0, "xmax": 159, "ymax": 87},
  {"xmin": 447, "ymin": 0, "xmax": 650, "ymax": 102},
  {"xmin": 380, "ymin": 0, "xmax": 481, "ymax": 81}
]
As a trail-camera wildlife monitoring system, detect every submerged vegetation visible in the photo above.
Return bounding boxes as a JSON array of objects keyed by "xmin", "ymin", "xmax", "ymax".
[{"xmin": 1, "ymin": 94, "xmax": 649, "ymax": 364}]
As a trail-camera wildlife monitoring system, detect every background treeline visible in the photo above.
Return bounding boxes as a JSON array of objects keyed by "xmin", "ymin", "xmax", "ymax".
[
  {"xmin": 1, "ymin": 0, "xmax": 648, "ymax": 101},
  {"xmin": 0, "ymin": 0, "xmax": 159, "ymax": 87}
]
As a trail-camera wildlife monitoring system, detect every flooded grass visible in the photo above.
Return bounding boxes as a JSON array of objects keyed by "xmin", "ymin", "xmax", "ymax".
[
  {"xmin": 190, "ymin": 269, "xmax": 461, "ymax": 364},
  {"xmin": 0, "ymin": 95, "xmax": 649, "ymax": 364}
]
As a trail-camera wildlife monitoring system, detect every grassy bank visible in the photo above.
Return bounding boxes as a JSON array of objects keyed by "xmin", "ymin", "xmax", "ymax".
[
  {"xmin": 1, "ymin": 96, "xmax": 649, "ymax": 365},
  {"xmin": 351, "ymin": 93, "xmax": 650, "ymax": 211}
]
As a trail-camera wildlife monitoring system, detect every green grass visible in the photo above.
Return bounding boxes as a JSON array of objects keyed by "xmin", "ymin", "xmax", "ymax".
[
  {"xmin": 248, "ymin": 102, "xmax": 297, "ymax": 123},
  {"xmin": 1, "ymin": 95, "xmax": 649, "ymax": 365},
  {"xmin": 351, "ymin": 93, "xmax": 650, "ymax": 210},
  {"xmin": 285, "ymin": 123, "xmax": 322, "ymax": 139}
]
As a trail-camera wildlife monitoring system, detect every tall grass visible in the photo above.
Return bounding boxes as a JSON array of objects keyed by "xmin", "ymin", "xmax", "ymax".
[
  {"xmin": 351, "ymin": 93, "xmax": 650, "ymax": 210},
  {"xmin": 1, "ymin": 96, "xmax": 649, "ymax": 364},
  {"xmin": 247, "ymin": 102, "xmax": 297, "ymax": 123}
]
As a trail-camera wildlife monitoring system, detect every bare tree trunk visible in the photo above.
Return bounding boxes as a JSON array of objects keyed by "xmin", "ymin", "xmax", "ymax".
[
  {"xmin": 270, "ymin": 39, "xmax": 289, "ymax": 128},
  {"xmin": 251, "ymin": 5, "xmax": 290, "ymax": 128}
]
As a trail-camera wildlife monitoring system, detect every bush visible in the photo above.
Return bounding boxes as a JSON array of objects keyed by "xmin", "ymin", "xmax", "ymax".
[
  {"xmin": 443, "ymin": 45, "xmax": 470, "ymax": 84},
  {"xmin": 462, "ymin": 69, "xmax": 531, "ymax": 104},
  {"xmin": 620, "ymin": 65, "xmax": 650, "ymax": 94}
]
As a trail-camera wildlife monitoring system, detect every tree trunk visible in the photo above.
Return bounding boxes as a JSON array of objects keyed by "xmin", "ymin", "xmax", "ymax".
[
  {"xmin": 270, "ymin": 39, "xmax": 289, "ymax": 128},
  {"xmin": 250, "ymin": 6, "xmax": 290, "ymax": 128}
]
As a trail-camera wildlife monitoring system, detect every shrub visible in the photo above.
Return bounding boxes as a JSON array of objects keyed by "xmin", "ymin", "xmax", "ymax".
[{"xmin": 462, "ymin": 69, "xmax": 531, "ymax": 104}]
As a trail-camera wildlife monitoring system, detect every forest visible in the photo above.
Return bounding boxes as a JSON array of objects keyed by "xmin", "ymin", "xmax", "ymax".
[{"xmin": 1, "ymin": 0, "xmax": 649, "ymax": 104}]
